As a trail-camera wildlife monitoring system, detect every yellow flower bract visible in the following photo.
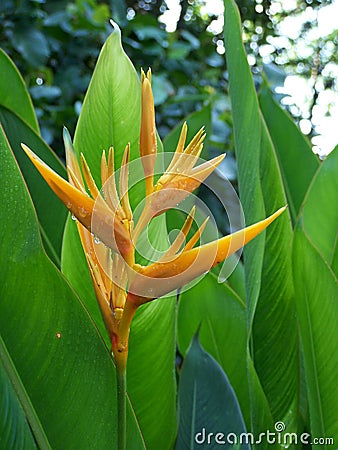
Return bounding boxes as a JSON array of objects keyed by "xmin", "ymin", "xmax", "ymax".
[{"xmin": 22, "ymin": 69, "xmax": 286, "ymax": 365}]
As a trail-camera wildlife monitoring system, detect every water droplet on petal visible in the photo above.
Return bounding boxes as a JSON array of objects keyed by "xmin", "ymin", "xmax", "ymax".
[
  {"xmin": 78, "ymin": 206, "xmax": 87, "ymax": 218},
  {"xmin": 71, "ymin": 214, "xmax": 77, "ymax": 221},
  {"xmin": 94, "ymin": 236, "xmax": 101, "ymax": 244}
]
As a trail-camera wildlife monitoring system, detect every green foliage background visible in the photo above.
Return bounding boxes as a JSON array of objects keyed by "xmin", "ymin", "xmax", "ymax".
[
  {"xmin": 0, "ymin": 1, "xmax": 337, "ymax": 449},
  {"xmin": 1, "ymin": 0, "xmax": 337, "ymax": 158}
]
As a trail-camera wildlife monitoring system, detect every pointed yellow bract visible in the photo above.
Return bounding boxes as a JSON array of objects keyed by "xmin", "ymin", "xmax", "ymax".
[
  {"xmin": 22, "ymin": 69, "xmax": 287, "ymax": 367},
  {"xmin": 22, "ymin": 144, "xmax": 132, "ymax": 259},
  {"xmin": 127, "ymin": 206, "xmax": 287, "ymax": 304},
  {"xmin": 140, "ymin": 69, "xmax": 156, "ymax": 196}
]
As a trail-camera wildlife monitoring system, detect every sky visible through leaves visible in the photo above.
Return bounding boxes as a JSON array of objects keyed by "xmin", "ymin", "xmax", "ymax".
[{"xmin": 162, "ymin": 0, "xmax": 338, "ymax": 157}]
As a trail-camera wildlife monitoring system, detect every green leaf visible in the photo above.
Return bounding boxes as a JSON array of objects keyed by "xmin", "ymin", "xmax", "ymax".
[
  {"xmin": 0, "ymin": 106, "xmax": 67, "ymax": 267},
  {"xmin": 259, "ymin": 81, "xmax": 319, "ymax": 223},
  {"xmin": 128, "ymin": 299, "xmax": 177, "ymax": 449},
  {"xmin": 62, "ymin": 25, "xmax": 177, "ymax": 448},
  {"xmin": 222, "ymin": 258, "xmax": 246, "ymax": 300},
  {"xmin": 223, "ymin": 0, "xmax": 298, "ymax": 440},
  {"xmin": 301, "ymin": 147, "xmax": 338, "ymax": 270},
  {"xmin": 177, "ymin": 272, "xmax": 282, "ymax": 450},
  {"xmin": 0, "ymin": 337, "xmax": 38, "ymax": 450},
  {"xmin": 0, "ymin": 49, "xmax": 39, "ymax": 133},
  {"xmin": 0, "ymin": 125, "xmax": 145, "ymax": 449},
  {"xmin": 223, "ymin": 0, "xmax": 265, "ymax": 328},
  {"xmin": 176, "ymin": 334, "xmax": 249, "ymax": 450},
  {"xmin": 73, "ymin": 24, "xmax": 141, "ymax": 182},
  {"xmin": 177, "ymin": 273, "xmax": 250, "ymax": 425},
  {"xmin": 292, "ymin": 225, "xmax": 338, "ymax": 446},
  {"xmin": 251, "ymin": 119, "xmax": 297, "ymax": 424}
]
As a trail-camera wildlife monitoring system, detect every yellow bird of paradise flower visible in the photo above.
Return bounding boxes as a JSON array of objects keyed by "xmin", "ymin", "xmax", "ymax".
[{"xmin": 22, "ymin": 69, "xmax": 286, "ymax": 370}]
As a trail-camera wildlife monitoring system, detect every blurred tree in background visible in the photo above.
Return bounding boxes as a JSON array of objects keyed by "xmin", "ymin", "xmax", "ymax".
[{"xmin": 0, "ymin": 0, "xmax": 337, "ymax": 160}]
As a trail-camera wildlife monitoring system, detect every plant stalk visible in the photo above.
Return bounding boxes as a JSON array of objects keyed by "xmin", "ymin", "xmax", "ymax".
[
  {"xmin": 112, "ymin": 301, "xmax": 138, "ymax": 449},
  {"xmin": 116, "ymin": 363, "xmax": 127, "ymax": 450}
]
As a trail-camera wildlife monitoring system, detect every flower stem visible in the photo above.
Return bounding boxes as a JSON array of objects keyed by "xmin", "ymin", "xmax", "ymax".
[
  {"xmin": 116, "ymin": 363, "xmax": 127, "ymax": 450},
  {"xmin": 112, "ymin": 301, "xmax": 138, "ymax": 450}
]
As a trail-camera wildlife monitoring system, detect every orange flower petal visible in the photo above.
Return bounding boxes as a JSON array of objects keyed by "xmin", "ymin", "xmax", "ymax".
[
  {"xmin": 22, "ymin": 144, "xmax": 132, "ymax": 257},
  {"xmin": 140, "ymin": 71, "xmax": 157, "ymax": 194},
  {"xmin": 63, "ymin": 127, "xmax": 83, "ymax": 188},
  {"xmin": 128, "ymin": 206, "xmax": 287, "ymax": 302}
]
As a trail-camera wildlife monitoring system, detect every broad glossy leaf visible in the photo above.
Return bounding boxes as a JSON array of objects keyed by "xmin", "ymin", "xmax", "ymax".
[
  {"xmin": 0, "ymin": 48, "xmax": 39, "ymax": 132},
  {"xmin": 62, "ymin": 26, "xmax": 177, "ymax": 448},
  {"xmin": 292, "ymin": 225, "xmax": 338, "ymax": 446},
  {"xmin": 223, "ymin": 0, "xmax": 298, "ymax": 439},
  {"xmin": 177, "ymin": 272, "xmax": 281, "ymax": 450},
  {"xmin": 220, "ymin": 257, "xmax": 246, "ymax": 300},
  {"xmin": 128, "ymin": 299, "xmax": 177, "ymax": 449},
  {"xmin": 177, "ymin": 273, "xmax": 249, "ymax": 425},
  {"xmin": 0, "ymin": 338, "xmax": 38, "ymax": 450},
  {"xmin": 223, "ymin": 0, "xmax": 265, "ymax": 327},
  {"xmin": 301, "ymin": 147, "xmax": 337, "ymax": 271},
  {"xmin": 0, "ymin": 126, "xmax": 145, "ymax": 449},
  {"xmin": 259, "ymin": 81, "xmax": 319, "ymax": 223},
  {"xmin": 73, "ymin": 23, "xmax": 141, "ymax": 182},
  {"xmin": 0, "ymin": 106, "xmax": 67, "ymax": 266},
  {"xmin": 245, "ymin": 357, "xmax": 280, "ymax": 450},
  {"xmin": 252, "ymin": 118, "xmax": 297, "ymax": 424},
  {"xmin": 175, "ymin": 335, "xmax": 249, "ymax": 450}
]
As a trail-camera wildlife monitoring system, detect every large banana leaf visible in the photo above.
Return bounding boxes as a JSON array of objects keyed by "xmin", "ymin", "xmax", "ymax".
[
  {"xmin": 0, "ymin": 337, "xmax": 38, "ymax": 450},
  {"xmin": 223, "ymin": 0, "xmax": 265, "ymax": 328},
  {"xmin": 0, "ymin": 106, "xmax": 67, "ymax": 266},
  {"xmin": 292, "ymin": 225, "xmax": 338, "ymax": 447},
  {"xmin": 259, "ymin": 81, "xmax": 319, "ymax": 224},
  {"xmin": 73, "ymin": 22, "xmax": 141, "ymax": 182},
  {"xmin": 127, "ymin": 298, "xmax": 177, "ymax": 449},
  {"xmin": 177, "ymin": 273, "xmax": 249, "ymax": 425},
  {"xmin": 0, "ymin": 48, "xmax": 39, "ymax": 133},
  {"xmin": 0, "ymin": 125, "xmax": 145, "ymax": 449},
  {"xmin": 223, "ymin": 0, "xmax": 298, "ymax": 440},
  {"xmin": 292, "ymin": 146, "xmax": 338, "ymax": 446},
  {"xmin": 300, "ymin": 147, "xmax": 337, "ymax": 271},
  {"xmin": 61, "ymin": 25, "xmax": 177, "ymax": 449},
  {"xmin": 0, "ymin": 50, "xmax": 67, "ymax": 266},
  {"xmin": 252, "ymin": 119, "xmax": 297, "ymax": 424}
]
